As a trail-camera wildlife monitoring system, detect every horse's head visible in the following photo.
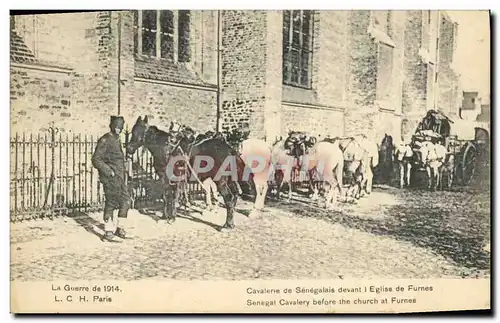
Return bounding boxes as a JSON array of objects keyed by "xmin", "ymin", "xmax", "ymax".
[
  {"xmin": 288, "ymin": 133, "xmax": 316, "ymax": 159},
  {"xmin": 166, "ymin": 122, "xmax": 195, "ymax": 153},
  {"xmin": 382, "ymin": 133, "xmax": 394, "ymax": 148},
  {"xmin": 126, "ymin": 115, "xmax": 149, "ymax": 158},
  {"xmin": 178, "ymin": 125, "xmax": 198, "ymax": 152}
]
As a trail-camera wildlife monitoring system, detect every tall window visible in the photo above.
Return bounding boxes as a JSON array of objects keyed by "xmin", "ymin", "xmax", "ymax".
[
  {"xmin": 426, "ymin": 62, "xmax": 436, "ymax": 109},
  {"xmin": 282, "ymin": 10, "xmax": 313, "ymax": 88},
  {"xmin": 421, "ymin": 11, "xmax": 431, "ymax": 51},
  {"xmin": 376, "ymin": 43, "xmax": 394, "ymax": 101},
  {"xmin": 133, "ymin": 10, "xmax": 191, "ymax": 62},
  {"xmin": 372, "ymin": 11, "xmax": 395, "ymax": 102}
]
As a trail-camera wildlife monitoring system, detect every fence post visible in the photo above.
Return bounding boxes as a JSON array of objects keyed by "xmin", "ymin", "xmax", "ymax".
[{"xmin": 43, "ymin": 127, "xmax": 59, "ymax": 216}]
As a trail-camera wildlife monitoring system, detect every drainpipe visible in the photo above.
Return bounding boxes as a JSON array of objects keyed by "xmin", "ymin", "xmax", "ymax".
[
  {"xmin": 433, "ymin": 10, "xmax": 440, "ymax": 112},
  {"xmin": 117, "ymin": 12, "xmax": 122, "ymax": 116},
  {"xmin": 216, "ymin": 10, "xmax": 222, "ymax": 132}
]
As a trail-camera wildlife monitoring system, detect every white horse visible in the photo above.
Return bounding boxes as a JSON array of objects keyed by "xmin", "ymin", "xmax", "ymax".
[
  {"xmin": 394, "ymin": 142, "xmax": 414, "ymax": 189},
  {"xmin": 270, "ymin": 137, "xmax": 295, "ymax": 202},
  {"xmin": 297, "ymin": 139, "xmax": 344, "ymax": 209},
  {"xmin": 356, "ymin": 135, "xmax": 379, "ymax": 195},
  {"xmin": 239, "ymin": 138, "xmax": 274, "ymax": 211},
  {"xmin": 420, "ymin": 141, "xmax": 448, "ymax": 191},
  {"xmin": 329, "ymin": 135, "xmax": 377, "ymax": 200}
]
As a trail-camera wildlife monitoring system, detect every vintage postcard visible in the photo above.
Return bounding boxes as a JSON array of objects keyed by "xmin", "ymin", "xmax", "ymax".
[{"xmin": 10, "ymin": 9, "xmax": 491, "ymax": 314}]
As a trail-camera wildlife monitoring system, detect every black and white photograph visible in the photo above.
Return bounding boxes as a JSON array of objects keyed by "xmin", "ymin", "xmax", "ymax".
[{"xmin": 9, "ymin": 9, "xmax": 491, "ymax": 313}]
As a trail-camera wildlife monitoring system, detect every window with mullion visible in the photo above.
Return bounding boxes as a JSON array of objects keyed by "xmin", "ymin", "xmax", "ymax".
[
  {"xmin": 160, "ymin": 10, "xmax": 174, "ymax": 60},
  {"xmin": 178, "ymin": 10, "xmax": 191, "ymax": 62},
  {"xmin": 142, "ymin": 10, "xmax": 157, "ymax": 57},
  {"xmin": 282, "ymin": 10, "xmax": 313, "ymax": 88},
  {"xmin": 134, "ymin": 9, "xmax": 191, "ymax": 62}
]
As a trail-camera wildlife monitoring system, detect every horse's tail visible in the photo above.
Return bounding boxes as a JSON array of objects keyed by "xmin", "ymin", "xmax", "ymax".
[
  {"xmin": 235, "ymin": 154, "xmax": 255, "ymax": 196},
  {"xmin": 371, "ymin": 149, "xmax": 379, "ymax": 169},
  {"xmin": 335, "ymin": 156, "xmax": 344, "ymax": 195}
]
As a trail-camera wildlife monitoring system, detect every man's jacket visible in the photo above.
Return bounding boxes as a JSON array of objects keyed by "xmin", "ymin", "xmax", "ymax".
[{"xmin": 92, "ymin": 132, "xmax": 126, "ymax": 180}]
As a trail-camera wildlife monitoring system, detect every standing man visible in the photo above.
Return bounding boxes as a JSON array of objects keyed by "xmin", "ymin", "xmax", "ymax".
[{"xmin": 92, "ymin": 116, "xmax": 132, "ymax": 241}]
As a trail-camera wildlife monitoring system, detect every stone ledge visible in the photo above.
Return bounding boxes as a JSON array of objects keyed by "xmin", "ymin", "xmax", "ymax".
[
  {"xmin": 134, "ymin": 77, "xmax": 218, "ymax": 92},
  {"xmin": 282, "ymin": 100, "xmax": 345, "ymax": 112},
  {"xmin": 10, "ymin": 62, "xmax": 73, "ymax": 74}
]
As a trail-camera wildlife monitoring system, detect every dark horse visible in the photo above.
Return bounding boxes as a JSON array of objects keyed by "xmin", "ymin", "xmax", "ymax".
[
  {"xmin": 375, "ymin": 134, "xmax": 395, "ymax": 185},
  {"xmin": 125, "ymin": 116, "xmax": 252, "ymax": 232}
]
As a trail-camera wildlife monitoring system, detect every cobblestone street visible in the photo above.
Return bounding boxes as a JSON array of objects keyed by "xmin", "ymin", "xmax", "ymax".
[{"xmin": 11, "ymin": 185, "xmax": 490, "ymax": 281}]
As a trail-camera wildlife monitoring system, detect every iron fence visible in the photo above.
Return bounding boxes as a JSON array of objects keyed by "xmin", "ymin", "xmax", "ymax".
[
  {"xmin": 10, "ymin": 128, "xmax": 103, "ymax": 222},
  {"xmin": 10, "ymin": 129, "xmax": 311, "ymax": 222}
]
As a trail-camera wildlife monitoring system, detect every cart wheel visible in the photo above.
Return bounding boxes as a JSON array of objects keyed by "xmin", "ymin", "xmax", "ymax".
[{"xmin": 461, "ymin": 144, "xmax": 477, "ymax": 186}]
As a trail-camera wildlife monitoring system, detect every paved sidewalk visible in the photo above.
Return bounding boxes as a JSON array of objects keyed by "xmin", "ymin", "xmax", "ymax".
[{"xmin": 10, "ymin": 187, "xmax": 490, "ymax": 281}]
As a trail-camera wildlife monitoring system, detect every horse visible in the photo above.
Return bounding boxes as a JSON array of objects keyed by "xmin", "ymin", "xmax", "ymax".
[
  {"xmin": 126, "ymin": 116, "xmax": 252, "ymax": 232},
  {"xmin": 182, "ymin": 129, "xmax": 225, "ymax": 209},
  {"xmin": 419, "ymin": 140, "xmax": 448, "ymax": 191},
  {"xmin": 269, "ymin": 136, "xmax": 295, "ymax": 202},
  {"xmin": 377, "ymin": 134, "xmax": 395, "ymax": 185},
  {"xmin": 325, "ymin": 135, "xmax": 377, "ymax": 201},
  {"xmin": 439, "ymin": 153, "xmax": 455, "ymax": 190},
  {"xmin": 239, "ymin": 138, "xmax": 274, "ymax": 211},
  {"xmin": 394, "ymin": 141, "xmax": 414, "ymax": 189},
  {"xmin": 290, "ymin": 135, "xmax": 344, "ymax": 209},
  {"xmin": 357, "ymin": 136, "xmax": 379, "ymax": 195}
]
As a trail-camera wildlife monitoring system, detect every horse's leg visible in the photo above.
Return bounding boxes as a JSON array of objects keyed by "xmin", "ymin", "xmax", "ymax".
[
  {"xmin": 210, "ymin": 179, "xmax": 223, "ymax": 205},
  {"xmin": 235, "ymin": 181, "xmax": 243, "ymax": 195},
  {"xmin": 253, "ymin": 183, "xmax": 262, "ymax": 210},
  {"xmin": 286, "ymin": 179, "xmax": 292, "ymax": 202},
  {"xmin": 425, "ymin": 166, "xmax": 432, "ymax": 191},
  {"xmin": 257, "ymin": 182, "xmax": 268, "ymax": 210},
  {"xmin": 332, "ymin": 161, "xmax": 343, "ymax": 203},
  {"xmin": 275, "ymin": 170, "xmax": 283, "ymax": 201},
  {"xmin": 202, "ymin": 178, "xmax": 213, "ymax": 209},
  {"xmin": 324, "ymin": 176, "xmax": 338, "ymax": 210},
  {"xmin": 438, "ymin": 166, "xmax": 443, "ymax": 191},
  {"xmin": 399, "ymin": 162, "xmax": 405, "ymax": 188},
  {"xmin": 219, "ymin": 180, "xmax": 237, "ymax": 232},
  {"xmin": 434, "ymin": 165, "xmax": 440, "ymax": 192},
  {"xmin": 163, "ymin": 183, "xmax": 176, "ymax": 224},
  {"xmin": 448, "ymin": 167, "xmax": 453, "ymax": 189},
  {"xmin": 406, "ymin": 163, "xmax": 412, "ymax": 187},
  {"xmin": 366, "ymin": 161, "xmax": 374, "ymax": 194}
]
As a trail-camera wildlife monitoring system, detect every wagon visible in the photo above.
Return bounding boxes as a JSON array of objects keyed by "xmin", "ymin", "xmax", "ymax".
[{"xmin": 409, "ymin": 110, "xmax": 489, "ymax": 188}]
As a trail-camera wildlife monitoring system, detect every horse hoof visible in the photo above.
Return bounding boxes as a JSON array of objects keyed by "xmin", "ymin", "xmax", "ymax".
[
  {"xmin": 166, "ymin": 218, "xmax": 176, "ymax": 224},
  {"xmin": 248, "ymin": 209, "xmax": 261, "ymax": 219},
  {"xmin": 219, "ymin": 226, "xmax": 234, "ymax": 233}
]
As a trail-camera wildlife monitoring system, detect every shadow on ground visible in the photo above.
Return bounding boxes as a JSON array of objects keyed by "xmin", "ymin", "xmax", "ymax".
[
  {"xmin": 66, "ymin": 211, "xmax": 106, "ymax": 241},
  {"xmin": 270, "ymin": 186, "xmax": 491, "ymax": 272}
]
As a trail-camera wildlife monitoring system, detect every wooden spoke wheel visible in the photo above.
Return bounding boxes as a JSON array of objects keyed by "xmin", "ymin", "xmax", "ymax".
[{"xmin": 461, "ymin": 143, "xmax": 478, "ymax": 186}]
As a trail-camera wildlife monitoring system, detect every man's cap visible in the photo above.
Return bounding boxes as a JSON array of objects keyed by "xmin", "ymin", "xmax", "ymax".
[{"xmin": 110, "ymin": 116, "xmax": 125, "ymax": 128}]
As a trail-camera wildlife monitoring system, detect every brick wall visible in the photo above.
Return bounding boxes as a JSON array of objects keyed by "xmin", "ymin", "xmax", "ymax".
[
  {"xmin": 281, "ymin": 104, "xmax": 344, "ymax": 138},
  {"xmin": 220, "ymin": 10, "xmax": 267, "ymax": 136},
  {"xmin": 401, "ymin": 11, "xmax": 429, "ymax": 137},
  {"xmin": 11, "ymin": 66, "xmax": 73, "ymax": 133},
  {"xmin": 133, "ymin": 80, "xmax": 217, "ymax": 131},
  {"xmin": 343, "ymin": 11, "xmax": 379, "ymax": 139},
  {"xmin": 11, "ymin": 11, "xmax": 122, "ymax": 135},
  {"xmin": 437, "ymin": 13, "xmax": 461, "ymax": 118}
]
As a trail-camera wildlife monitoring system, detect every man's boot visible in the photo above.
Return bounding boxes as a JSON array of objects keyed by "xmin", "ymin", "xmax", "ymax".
[
  {"xmin": 102, "ymin": 207, "xmax": 120, "ymax": 242},
  {"xmin": 115, "ymin": 207, "xmax": 132, "ymax": 239}
]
